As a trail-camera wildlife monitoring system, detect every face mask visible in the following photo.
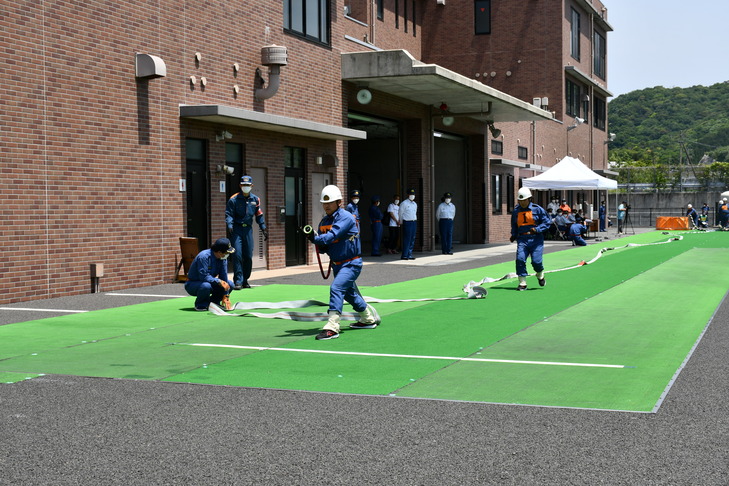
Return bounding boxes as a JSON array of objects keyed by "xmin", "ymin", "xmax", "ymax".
[
  {"xmin": 352, "ymin": 198, "xmax": 359, "ymax": 205},
  {"xmin": 394, "ymin": 200, "xmax": 399, "ymax": 205},
  {"xmin": 445, "ymin": 198, "xmax": 451, "ymax": 204},
  {"xmin": 221, "ymin": 253, "xmax": 230, "ymax": 260},
  {"xmin": 242, "ymin": 186, "xmax": 252, "ymax": 194},
  {"xmin": 409, "ymin": 195, "xmax": 415, "ymax": 201}
]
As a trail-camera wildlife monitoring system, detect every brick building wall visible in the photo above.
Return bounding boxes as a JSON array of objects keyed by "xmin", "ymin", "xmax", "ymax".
[
  {"xmin": 0, "ymin": 0, "xmax": 611, "ymax": 304},
  {"xmin": 0, "ymin": 0, "xmax": 352, "ymax": 305}
]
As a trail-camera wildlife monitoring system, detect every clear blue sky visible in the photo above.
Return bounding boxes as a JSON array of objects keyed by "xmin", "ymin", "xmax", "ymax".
[{"xmin": 607, "ymin": 1, "xmax": 729, "ymax": 97}]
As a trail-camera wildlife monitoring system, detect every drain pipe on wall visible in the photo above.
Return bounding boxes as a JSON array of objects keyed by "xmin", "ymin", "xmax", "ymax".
[
  {"xmin": 255, "ymin": 45, "xmax": 288, "ymax": 100},
  {"xmin": 430, "ymin": 113, "xmax": 436, "ymax": 253}
]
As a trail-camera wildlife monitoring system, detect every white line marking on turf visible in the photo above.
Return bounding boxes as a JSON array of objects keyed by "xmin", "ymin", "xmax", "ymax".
[
  {"xmin": 106, "ymin": 293, "xmax": 186, "ymax": 298},
  {"xmin": 178, "ymin": 343, "xmax": 628, "ymax": 368},
  {"xmin": 0, "ymin": 307, "xmax": 88, "ymax": 313}
]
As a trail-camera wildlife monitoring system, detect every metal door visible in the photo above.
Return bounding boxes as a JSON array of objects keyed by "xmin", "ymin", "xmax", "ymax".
[
  {"xmin": 185, "ymin": 138, "xmax": 209, "ymax": 247},
  {"xmin": 284, "ymin": 167, "xmax": 306, "ymax": 266}
]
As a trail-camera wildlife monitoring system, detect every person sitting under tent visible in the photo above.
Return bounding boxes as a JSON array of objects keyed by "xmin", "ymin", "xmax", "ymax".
[{"xmin": 554, "ymin": 208, "xmax": 569, "ymax": 236}]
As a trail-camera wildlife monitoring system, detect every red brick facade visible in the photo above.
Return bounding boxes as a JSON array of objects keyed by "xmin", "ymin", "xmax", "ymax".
[{"xmin": 0, "ymin": 0, "xmax": 611, "ymax": 304}]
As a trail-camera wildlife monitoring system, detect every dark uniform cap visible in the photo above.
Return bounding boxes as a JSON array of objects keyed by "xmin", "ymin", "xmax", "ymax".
[
  {"xmin": 211, "ymin": 238, "xmax": 235, "ymax": 253},
  {"xmin": 371, "ymin": 195, "xmax": 380, "ymax": 202},
  {"xmin": 407, "ymin": 188, "xmax": 416, "ymax": 195},
  {"xmin": 240, "ymin": 175, "xmax": 253, "ymax": 185},
  {"xmin": 351, "ymin": 189, "xmax": 361, "ymax": 197},
  {"xmin": 443, "ymin": 192, "xmax": 452, "ymax": 198}
]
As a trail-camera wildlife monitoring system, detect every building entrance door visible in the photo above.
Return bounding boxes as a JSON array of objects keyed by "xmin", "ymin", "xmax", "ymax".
[
  {"xmin": 185, "ymin": 138, "xmax": 209, "ymax": 247},
  {"xmin": 284, "ymin": 165, "xmax": 306, "ymax": 266},
  {"xmin": 283, "ymin": 142, "xmax": 307, "ymax": 266}
]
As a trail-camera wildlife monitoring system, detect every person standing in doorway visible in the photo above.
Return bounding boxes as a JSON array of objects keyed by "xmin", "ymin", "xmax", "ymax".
[
  {"xmin": 226, "ymin": 175, "xmax": 268, "ymax": 290},
  {"xmin": 436, "ymin": 191, "xmax": 456, "ymax": 254},
  {"xmin": 369, "ymin": 195, "xmax": 383, "ymax": 256},
  {"xmin": 599, "ymin": 200, "xmax": 606, "ymax": 232},
  {"xmin": 345, "ymin": 189, "xmax": 361, "ymax": 227},
  {"xmin": 386, "ymin": 194, "xmax": 400, "ymax": 254},
  {"xmin": 510, "ymin": 187, "xmax": 550, "ymax": 291},
  {"xmin": 399, "ymin": 188, "xmax": 418, "ymax": 260}
]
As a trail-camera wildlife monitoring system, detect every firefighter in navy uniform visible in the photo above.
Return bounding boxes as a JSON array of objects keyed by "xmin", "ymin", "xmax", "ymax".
[
  {"xmin": 510, "ymin": 187, "xmax": 551, "ymax": 291},
  {"xmin": 225, "ymin": 175, "xmax": 268, "ymax": 290},
  {"xmin": 345, "ymin": 189, "xmax": 361, "ymax": 226},
  {"xmin": 306, "ymin": 185, "xmax": 380, "ymax": 340}
]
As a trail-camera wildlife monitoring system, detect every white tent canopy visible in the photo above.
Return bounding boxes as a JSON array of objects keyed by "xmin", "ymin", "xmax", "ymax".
[{"xmin": 522, "ymin": 156, "xmax": 617, "ymax": 190}]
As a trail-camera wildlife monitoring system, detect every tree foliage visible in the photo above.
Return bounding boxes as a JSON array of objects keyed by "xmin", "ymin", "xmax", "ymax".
[{"xmin": 608, "ymin": 82, "xmax": 729, "ymax": 166}]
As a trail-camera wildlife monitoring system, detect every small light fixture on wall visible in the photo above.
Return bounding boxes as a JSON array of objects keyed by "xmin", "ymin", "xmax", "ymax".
[
  {"xmin": 487, "ymin": 122, "xmax": 501, "ymax": 138},
  {"xmin": 439, "ymin": 102, "xmax": 455, "ymax": 126},
  {"xmin": 356, "ymin": 86, "xmax": 372, "ymax": 105}
]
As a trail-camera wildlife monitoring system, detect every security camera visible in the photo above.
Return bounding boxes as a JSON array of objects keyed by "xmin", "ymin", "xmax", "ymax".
[{"xmin": 216, "ymin": 130, "xmax": 233, "ymax": 142}]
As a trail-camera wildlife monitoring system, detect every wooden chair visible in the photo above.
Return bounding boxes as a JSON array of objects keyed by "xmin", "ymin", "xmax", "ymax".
[{"xmin": 174, "ymin": 237, "xmax": 199, "ymax": 282}]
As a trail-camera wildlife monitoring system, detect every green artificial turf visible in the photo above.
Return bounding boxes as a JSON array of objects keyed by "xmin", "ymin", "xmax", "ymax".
[
  {"xmin": 397, "ymin": 247, "xmax": 729, "ymax": 411},
  {"xmin": 1, "ymin": 231, "xmax": 727, "ymax": 412}
]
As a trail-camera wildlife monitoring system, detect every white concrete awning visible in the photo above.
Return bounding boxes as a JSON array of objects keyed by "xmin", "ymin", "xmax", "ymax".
[
  {"xmin": 342, "ymin": 50, "xmax": 553, "ymax": 123},
  {"xmin": 179, "ymin": 105, "xmax": 367, "ymax": 141}
]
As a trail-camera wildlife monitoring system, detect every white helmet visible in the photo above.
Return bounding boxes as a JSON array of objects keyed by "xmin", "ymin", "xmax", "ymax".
[
  {"xmin": 687, "ymin": 204, "xmax": 692, "ymax": 209},
  {"xmin": 320, "ymin": 185, "xmax": 343, "ymax": 203},
  {"xmin": 517, "ymin": 187, "xmax": 532, "ymax": 201}
]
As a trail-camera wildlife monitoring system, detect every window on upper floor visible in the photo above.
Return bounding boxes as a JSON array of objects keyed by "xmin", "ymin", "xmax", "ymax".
[
  {"xmin": 570, "ymin": 7, "xmax": 580, "ymax": 61},
  {"xmin": 491, "ymin": 139, "xmax": 503, "ymax": 155},
  {"xmin": 594, "ymin": 97, "xmax": 606, "ymax": 130},
  {"xmin": 518, "ymin": 146, "xmax": 528, "ymax": 160},
  {"xmin": 284, "ymin": 0, "xmax": 330, "ymax": 45},
  {"xmin": 377, "ymin": 0, "xmax": 383, "ymax": 20},
  {"xmin": 566, "ymin": 79, "xmax": 581, "ymax": 118},
  {"xmin": 594, "ymin": 31, "xmax": 606, "ymax": 80},
  {"xmin": 475, "ymin": 0, "xmax": 491, "ymax": 35}
]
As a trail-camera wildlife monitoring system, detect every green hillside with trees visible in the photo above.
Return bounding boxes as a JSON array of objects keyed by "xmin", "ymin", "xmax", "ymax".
[{"xmin": 608, "ymin": 82, "xmax": 729, "ymax": 187}]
